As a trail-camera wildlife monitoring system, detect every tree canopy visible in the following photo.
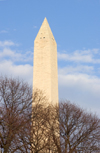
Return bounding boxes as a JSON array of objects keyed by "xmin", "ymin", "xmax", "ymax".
[{"xmin": 0, "ymin": 77, "xmax": 100, "ymax": 153}]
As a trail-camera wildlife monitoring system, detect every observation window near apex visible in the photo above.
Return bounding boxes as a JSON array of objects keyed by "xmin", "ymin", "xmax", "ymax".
[{"xmin": 43, "ymin": 37, "xmax": 45, "ymax": 39}]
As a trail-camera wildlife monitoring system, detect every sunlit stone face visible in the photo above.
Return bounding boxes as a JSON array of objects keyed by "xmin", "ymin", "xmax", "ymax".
[{"xmin": 33, "ymin": 18, "xmax": 58, "ymax": 105}]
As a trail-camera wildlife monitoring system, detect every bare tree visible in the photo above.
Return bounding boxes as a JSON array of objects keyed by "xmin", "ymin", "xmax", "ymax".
[
  {"xmin": 31, "ymin": 90, "xmax": 53, "ymax": 153},
  {"xmin": 0, "ymin": 76, "xmax": 32, "ymax": 153},
  {"xmin": 0, "ymin": 78, "xmax": 57, "ymax": 153},
  {"xmin": 30, "ymin": 89, "xmax": 60, "ymax": 153},
  {"xmin": 0, "ymin": 76, "xmax": 100, "ymax": 153},
  {"xmin": 58, "ymin": 101, "xmax": 100, "ymax": 153}
]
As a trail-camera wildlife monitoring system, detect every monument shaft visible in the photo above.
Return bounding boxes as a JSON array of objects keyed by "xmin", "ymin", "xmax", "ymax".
[{"xmin": 33, "ymin": 18, "xmax": 58, "ymax": 104}]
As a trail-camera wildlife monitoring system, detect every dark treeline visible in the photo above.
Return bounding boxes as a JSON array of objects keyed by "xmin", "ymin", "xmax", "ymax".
[{"xmin": 0, "ymin": 77, "xmax": 100, "ymax": 153}]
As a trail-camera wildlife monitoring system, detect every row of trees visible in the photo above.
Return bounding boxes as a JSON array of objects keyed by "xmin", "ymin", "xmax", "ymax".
[{"xmin": 0, "ymin": 77, "xmax": 100, "ymax": 153}]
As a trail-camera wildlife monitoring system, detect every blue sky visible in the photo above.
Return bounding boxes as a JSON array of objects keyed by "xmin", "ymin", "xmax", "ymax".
[{"xmin": 0, "ymin": 0, "xmax": 100, "ymax": 116}]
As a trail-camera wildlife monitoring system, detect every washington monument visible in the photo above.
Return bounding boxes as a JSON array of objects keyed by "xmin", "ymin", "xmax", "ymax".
[{"xmin": 33, "ymin": 17, "xmax": 58, "ymax": 105}]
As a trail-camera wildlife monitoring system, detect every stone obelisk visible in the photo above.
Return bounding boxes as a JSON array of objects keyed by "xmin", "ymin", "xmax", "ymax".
[{"xmin": 33, "ymin": 17, "xmax": 58, "ymax": 105}]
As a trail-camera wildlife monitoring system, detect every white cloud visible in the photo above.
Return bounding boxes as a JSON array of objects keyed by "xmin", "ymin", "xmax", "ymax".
[
  {"xmin": 0, "ymin": 40, "xmax": 15, "ymax": 47},
  {"xmin": 0, "ymin": 46, "xmax": 33, "ymax": 62},
  {"xmin": 0, "ymin": 48, "xmax": 16, "ymax": 57},
  {"xmin": 58, "ymin": 65, "xmax": 94, "ymax": 75},
  {"xmin": 57, "ymin": 48, "xmax": 100, "ymax": 116},
  {"xmin": 0, "ymin": 60, "xmax": 33, "ymax": 85},
  {"xmin": 58, "ymin": 48, "xmax": 100, "ymax": 64},
  {"xmin": 58, "ymin": 72, "xmax": 100, "ymax": 116},
  {"xmin": 0, "ymin": 40, "xmax": 33, "ymax": 84}
]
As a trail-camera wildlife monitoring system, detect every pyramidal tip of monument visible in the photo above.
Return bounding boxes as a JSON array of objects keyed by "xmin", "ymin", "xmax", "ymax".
[
  {"xmin": 42, "ymin": 17, "xmax": 49, "ymax": 27},
  {"xmin": 44, "ymin": 17, "xmax": 47, "ymax": 21},
  {"xmin": 43, "ymin": 17, "xmax": 49, "ymax": 23},
  {"xmin": 35, "ymin": 17, "xmax": 56, "ymax": 42}
]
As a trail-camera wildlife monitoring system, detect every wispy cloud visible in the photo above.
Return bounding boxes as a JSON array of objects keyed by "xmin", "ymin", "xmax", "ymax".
[
  {"xmin": 0, "ymin": 30, "xmax": 8, "ymax": 33},
  {"xmin": 58, "ymin": 49, "xmax": 100, "ymax": 64},
  {"xmin": 0, "ymin": 40, "xmax": 15, "ymax": 47},
  {"xmin": 58, "ymin": 65, "xmax": 94, "ymax": 75},
  {"xmin": 13, "ymin": 29, "xmax": 17, "ymax": 31},
  {"xmin": 0, "ymin": 48, "xmax": 33, "ymax": 63},
  {"xmin": 33, "ymin": 25, "xmax": 37, "ymax": 29}
]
